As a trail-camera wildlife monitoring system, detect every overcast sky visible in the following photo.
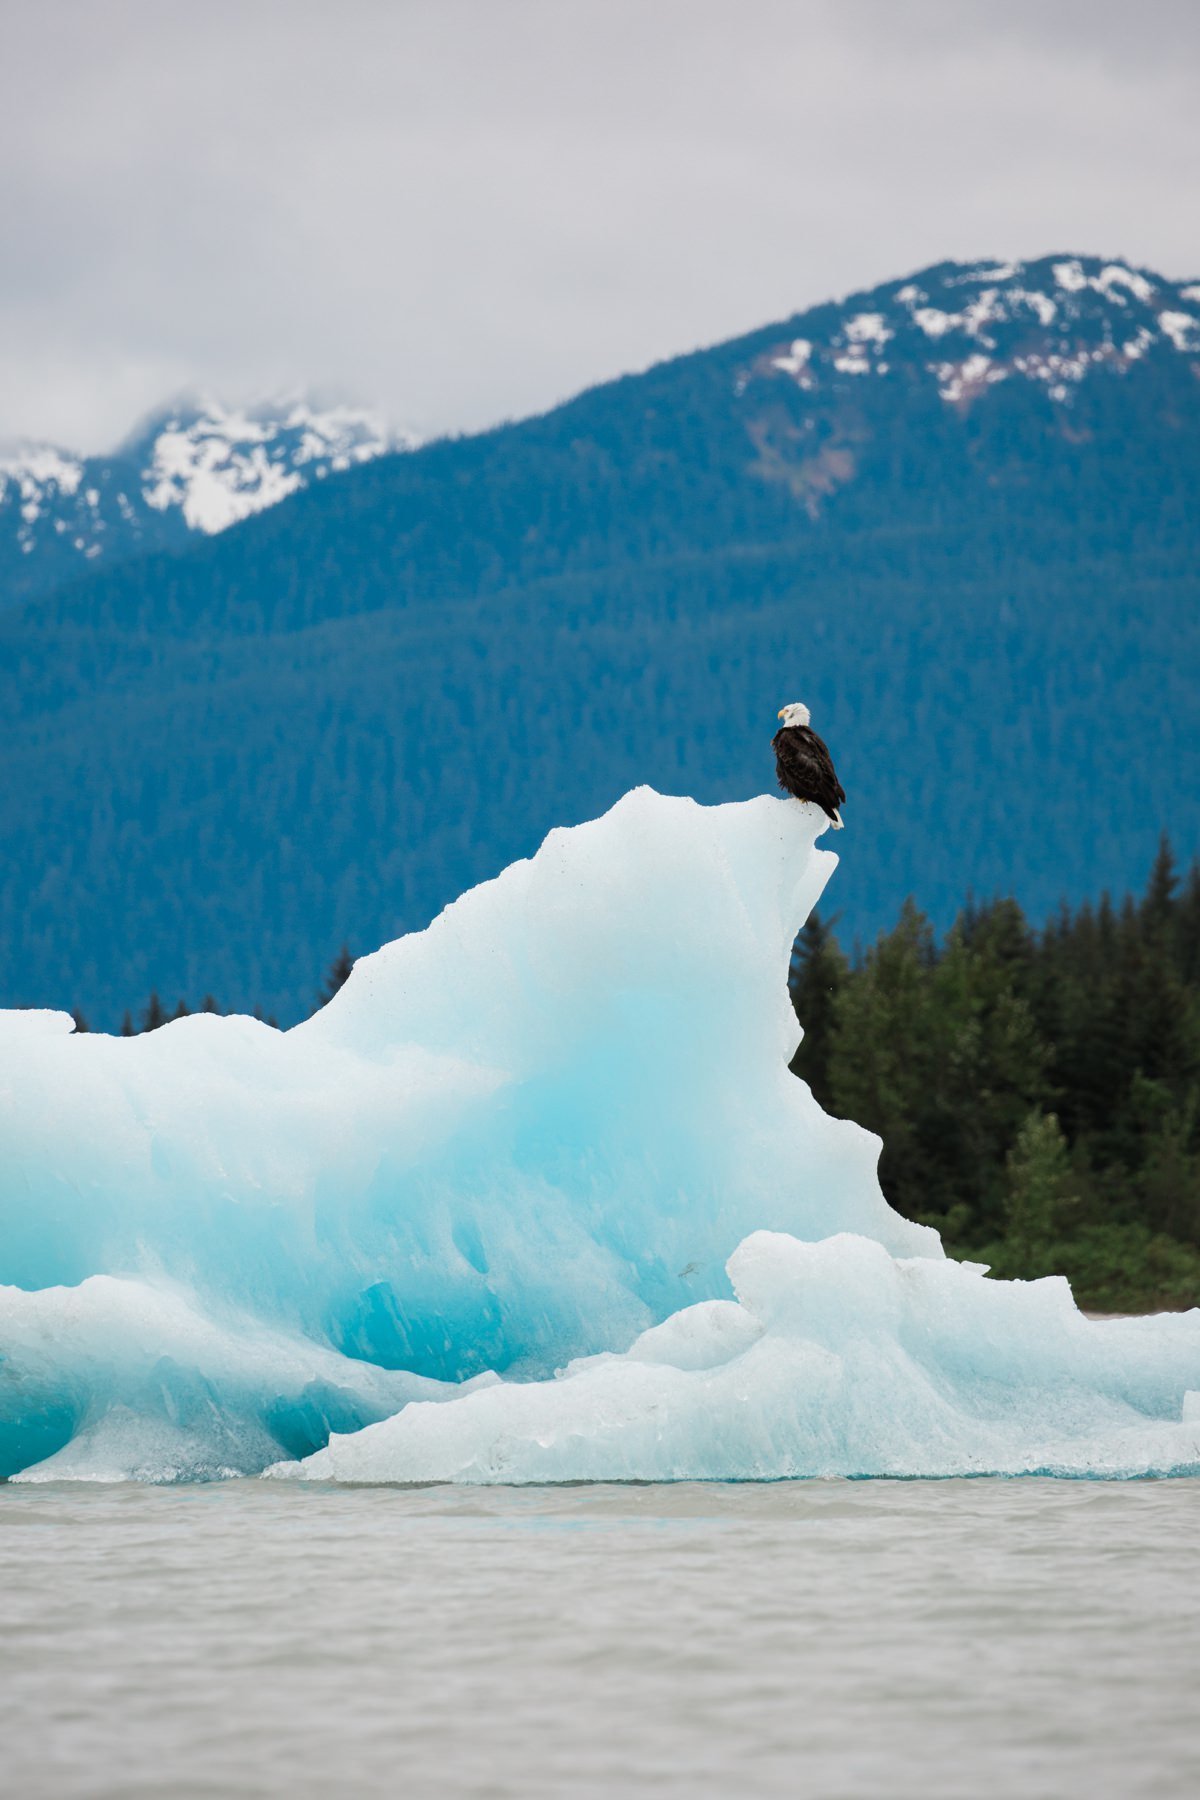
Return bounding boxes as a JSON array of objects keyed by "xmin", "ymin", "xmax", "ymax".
[{"xmin": 2, "ymin": 0, "xmax": 1198, "ymax": 451}]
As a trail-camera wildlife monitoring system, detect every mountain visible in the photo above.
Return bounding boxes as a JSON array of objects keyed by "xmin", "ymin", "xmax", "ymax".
[
  {"xmin": 0, "ymin": 395, "xmax": 414, "ymax": 607},
  {"xmin": 3, "ymin": 253, "xmax": 1199, "ymax": 1028}
]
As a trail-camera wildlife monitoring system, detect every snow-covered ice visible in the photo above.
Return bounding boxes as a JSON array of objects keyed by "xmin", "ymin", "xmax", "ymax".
[{"xmin": 2, "ymin": 789, "xmax": 1198, "ymax": 1484}]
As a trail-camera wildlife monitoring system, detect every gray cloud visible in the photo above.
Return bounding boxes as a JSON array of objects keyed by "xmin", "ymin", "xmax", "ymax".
[{"xmin": 2, "ymin": 0, "xmax": 1197, "ymax": 450}]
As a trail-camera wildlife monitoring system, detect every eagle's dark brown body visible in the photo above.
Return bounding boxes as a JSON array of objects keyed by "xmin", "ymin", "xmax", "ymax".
[{"xmin": 772, "ymin": 724, "xmax": 846, "ymax": 828}]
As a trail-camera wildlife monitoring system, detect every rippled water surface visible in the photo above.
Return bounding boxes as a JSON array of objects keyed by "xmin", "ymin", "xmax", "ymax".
[{"xmin": 4, "ymin": 1477, "xmax": 1199, "ymax": 1798}]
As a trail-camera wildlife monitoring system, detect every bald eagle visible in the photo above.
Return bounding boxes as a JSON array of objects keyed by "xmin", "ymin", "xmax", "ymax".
[{"xmin": 772, "ymin": 703, "xmax": 845, "ymax": 829}]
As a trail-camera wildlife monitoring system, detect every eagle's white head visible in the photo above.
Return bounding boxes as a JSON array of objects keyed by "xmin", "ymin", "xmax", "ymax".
[{"xmin": 777, "ymin": 702, "xmax": 811, "ymax": 729}]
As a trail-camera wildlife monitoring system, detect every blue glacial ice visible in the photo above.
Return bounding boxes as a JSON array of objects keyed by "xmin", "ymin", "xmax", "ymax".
[
  {"xmin": 269, "ymin": 1233, "xmax": 1200, "ymax": 1483},
  {"xmin": 2, "ymin": 787, "xmax": 1198, "ymax": 1482}
]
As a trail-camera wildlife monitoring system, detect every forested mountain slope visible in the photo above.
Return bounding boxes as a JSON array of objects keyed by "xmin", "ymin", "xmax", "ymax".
[{"xmin": 3, "ymin": 254, "xmax": 1199, "ymax": 1026}]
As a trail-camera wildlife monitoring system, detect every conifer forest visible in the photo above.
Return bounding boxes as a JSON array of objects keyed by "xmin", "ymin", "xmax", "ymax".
[{"xmin": 791, "ymin": 840, "xmax": 1200, "ymax": 1312}]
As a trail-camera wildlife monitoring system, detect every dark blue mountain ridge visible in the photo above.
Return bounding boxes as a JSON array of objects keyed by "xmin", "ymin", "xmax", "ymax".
[{"xmin": 3, "ymin": 253, "xmax": 1199, "ymax": 1027}]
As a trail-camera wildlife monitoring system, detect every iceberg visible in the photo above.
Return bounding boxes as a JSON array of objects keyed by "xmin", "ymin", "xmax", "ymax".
[
  {"xmin": 270, "ymin": 1233, "xmax": 1200, "ymax": 1484},
  {"xmin": 2, "ymin": 787, "xmax": 1197, "ymax": 1483},
  {"xmin": 1, "ymin": 790, "xmax": 930, "ymax": 1480}
]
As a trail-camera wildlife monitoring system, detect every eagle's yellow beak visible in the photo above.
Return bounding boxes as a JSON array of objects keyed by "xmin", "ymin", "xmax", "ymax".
[{"xmin": 777, "ymin": 708, "xmax": 787, "ymax": 720}]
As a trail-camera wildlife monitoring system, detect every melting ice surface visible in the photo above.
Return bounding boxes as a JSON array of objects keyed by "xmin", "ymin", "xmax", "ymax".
[{"xmin": 2, "ymin": 790, "xmax": 1198, "ymax": 1483}]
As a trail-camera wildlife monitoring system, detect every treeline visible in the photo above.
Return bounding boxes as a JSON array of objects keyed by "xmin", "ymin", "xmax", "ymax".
[
  {"xmin": 790, "ymin": 839, "xmax": 1200, "ymax": 1313},
  {"xmin": 5, "ymin": 280, "xmax": 1198, "ymax": 1032},
  {"xmin": 70, "ymin": 947, "xmax": 355, "ymax": 1038}
]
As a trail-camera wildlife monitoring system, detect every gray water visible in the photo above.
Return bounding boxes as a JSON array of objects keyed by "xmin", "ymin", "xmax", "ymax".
[{"xmin": 3, "ymin": 1479, "xmax": 1199, "ymax": 1800}]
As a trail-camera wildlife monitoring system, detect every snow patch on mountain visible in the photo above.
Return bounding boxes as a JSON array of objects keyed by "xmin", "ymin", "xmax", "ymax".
[
  {"xmin": 752, "ymin": 254, "xmax": 1199, "ymax": 416},
  {"xmin": 771, "ymin": 338, "xmax": 815, "ymax": 385},
  {"xmin": 1158, "ymin": 311, "xmax": 1200, "ymax": 354},
  {"xmin": 934, "ymin": 354, "xmax": 1006, "ymax": 405},
  {"xmin": 1055, "ymin": 259, "xmax": 1156, "ymax": 305},
  {"xmin": 843, "ymin": 313, "xmax": 891, "ymax": 345},
  {"xmin": 911, "ymin": 304, "xmax": 957, "ymax": 338},
  {"xmin": 140, "ymin": 398, "xmax": 410, "ymax": 534},
  {"xmin": 0, "ymin": 447, "xmax": 86, "ymax": 552},
  {"xmin": 832, "ymin": 312, "xmax": 893, "ymax": 376}
]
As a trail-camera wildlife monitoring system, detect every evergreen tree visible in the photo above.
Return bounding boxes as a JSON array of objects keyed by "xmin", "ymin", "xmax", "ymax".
[
  {"xmin": 790, "ymin": 847, "xmax": 1200, "ymax": 1308},
  {"xmin": 120, "ymin": 1010, "xmax": 135, "ymax": 1037},
  {"xmin": 924, "ymin": 912, "xmax": 1049, "ymax": 1236},
  {"xmin": 71, "ymin": 1009, "xmax": 89, "ymax": 1033},
  {"xmin": 317, "ymin": 945, "xmax": 355, "ymax": 1009},
  {"xmin": 1141, "ymin": 835, "xmax": 1178, "ymax": 935},
  {"xmin": 142, "ymin": 991, "xmax": 166, "ymax": 1032},
  {"xmin": 788, "ymin": 914, "xmax": 847, "ymax": 1104},
  {"xmin": 1002, "ymin": 1110, "xmax": 1078, "ymax": 1273},
  {"xmin": 826, "ymin": 900, "xmax": 937, "ymax": 1219},
  {"xmin": 1129, "ymin": 1078, "xmax": 1200, "ymax": 1241},
  {"xmin": 1175, "ymin": 863, "xmax": 1200, "ymax": 986}
]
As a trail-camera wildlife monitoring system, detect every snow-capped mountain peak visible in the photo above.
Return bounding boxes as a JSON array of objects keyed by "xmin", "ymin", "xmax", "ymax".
[
  {"xmin": 748, "ymin": 255, "xmax": 1200, "ymax": 415},
  {"xmin": 0, "ymin": 446, "xmax": 87, "ymax": 548},
  {"xmin": 0, "ymin": 394, "xmax": 416, "ymax": 601},
  {"xmin": 135, "ymin": 395, "xmax": 412, "ymax": 535}
]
